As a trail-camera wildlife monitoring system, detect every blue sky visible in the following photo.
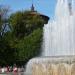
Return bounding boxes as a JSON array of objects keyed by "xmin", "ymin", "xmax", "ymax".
[{"xmin": 0, "ymin": 0, "xmax": 57, "ymax": 18}]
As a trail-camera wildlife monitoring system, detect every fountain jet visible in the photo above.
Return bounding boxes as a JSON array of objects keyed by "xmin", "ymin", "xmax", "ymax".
[{"xmin": 25, "ymin": 0, "xmax": 75, "ymax": 75}]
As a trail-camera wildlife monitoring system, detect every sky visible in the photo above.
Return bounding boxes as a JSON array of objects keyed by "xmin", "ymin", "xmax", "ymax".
[{"xmin": 0, "ymin": 0, "xmax": 57, "ymax": 18}]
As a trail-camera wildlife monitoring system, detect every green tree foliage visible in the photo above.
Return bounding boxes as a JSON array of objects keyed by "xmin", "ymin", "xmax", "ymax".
[
  {"xmin": 0, "ymin": 37, "xmax": 16, "ymax": 65},
  {"xmin": 0, "ymin": 10, "xmax": 45, "ymax": 65},
  {"xmin": 9, "ymin": 11, "xmax": 45, "ymax": 65},
  {"xmin": 9, "ymin": 11, "xmax": 44, "ymax": 38},
  {"xmin": 16, "ymin": 28, "xmax": 42, "ymax": 62}
]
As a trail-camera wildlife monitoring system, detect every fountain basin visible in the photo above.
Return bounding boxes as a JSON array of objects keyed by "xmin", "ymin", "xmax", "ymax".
[
  {"xmin": 25, "ymin": 1, "xmax": 75, "ymax": 75},
  {"xmin": 26, "ymin": 56, "xmax": 75, "ymax": 75}
]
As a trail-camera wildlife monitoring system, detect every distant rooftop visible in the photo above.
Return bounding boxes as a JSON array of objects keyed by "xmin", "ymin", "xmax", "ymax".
[{"xmin": 29, "ymin": 4, "xmax": 49, "ymax": 24}]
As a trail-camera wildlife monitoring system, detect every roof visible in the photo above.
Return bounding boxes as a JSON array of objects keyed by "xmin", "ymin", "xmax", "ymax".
[{"xmin": 29, "ymin": 11, "xmax": 49, "ymax": 24}]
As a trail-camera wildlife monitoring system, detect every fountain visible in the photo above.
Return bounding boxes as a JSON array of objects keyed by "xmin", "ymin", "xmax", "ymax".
[{"xmin": 25, "ymin": 0, "xmax": 75, "ymax": 75}]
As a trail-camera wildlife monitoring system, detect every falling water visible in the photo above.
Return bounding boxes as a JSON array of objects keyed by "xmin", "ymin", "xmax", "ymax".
[
  {"xmin": 25, "ymin": 0, "xmax": 75, "ymax": 75},
  {"xmin": 42, "ymin": 0, "xmax": 75, "ymax": 56}
]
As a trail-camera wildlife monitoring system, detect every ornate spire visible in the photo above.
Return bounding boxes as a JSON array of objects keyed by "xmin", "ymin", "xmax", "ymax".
[
  {"xmin": 31, "ymin": 4, "xmax": 34, "ymax": 11},
  {"xmin": 31, "ymin": 0, "xmax": 35, "ymax": 11}
]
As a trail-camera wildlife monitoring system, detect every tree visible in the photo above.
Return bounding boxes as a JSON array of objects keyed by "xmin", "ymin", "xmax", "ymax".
[
  {"xmin": 9, "ymin": 11, "xmax": 44, "ymax": 38},
  {"xmin": 8, "ymin": 10, "xmax": 45, "ymax": 65},
  {"xmin": 0, "ymin": 9, "xmax": 45, "ymax": 65},
  {"xmin": 0, "ymin": 36, "xmax": 16, "ymax": 65},
  {"xmin": 15, "ymin": 28, "xmax": 42, "ymax": 64},
  {"xmin": 0, "ymin": 6, "xmax": 15, "ymax": 65}
]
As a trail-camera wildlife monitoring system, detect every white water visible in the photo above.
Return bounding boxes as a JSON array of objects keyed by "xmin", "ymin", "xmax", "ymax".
[
  {"xmin": 25, "ymin": 0, "xmax": 75, "ymax": 74},
  {"xmin": 42, "ymin": 0, "xmax": 75, "ymax": 56}
]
